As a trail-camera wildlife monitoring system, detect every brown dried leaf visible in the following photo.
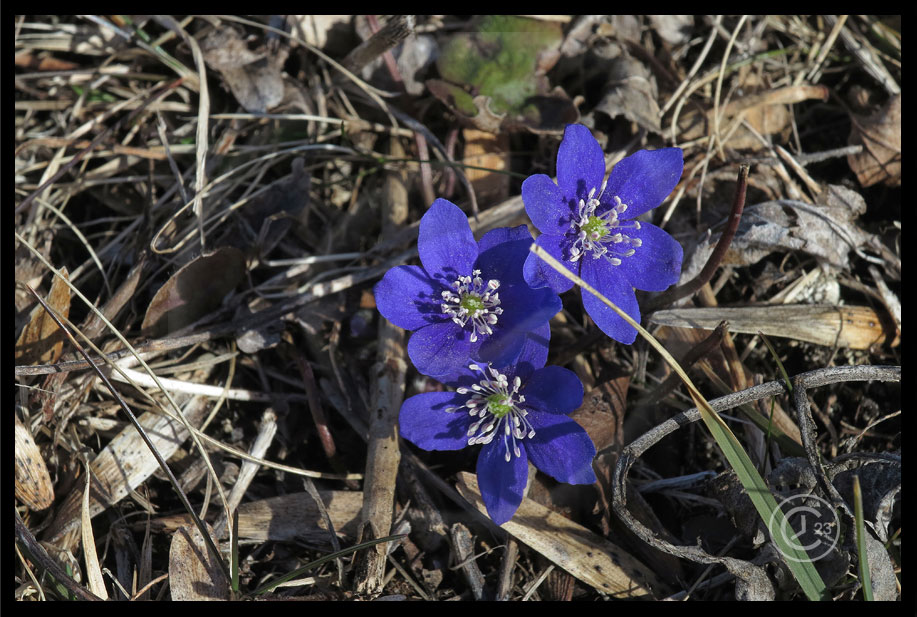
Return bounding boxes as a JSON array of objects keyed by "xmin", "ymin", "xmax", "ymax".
[
  {"xmin": 169, "ymin": 524, "xmax": 229, "ymax": 601},
  {"xmin": 15, "ymin": 267, "xmax": 71, "ymax": 365},
  {"xmin": 142, "ymin": 247, "xmax": 246, "ymax": 337},
  {"xmin": 594, "ymin": 56, "xmax": 661, "ymax": 134},
  {"xmin": 570, "ymin": 376, "xmax": 629, "ymax": 454},
  {"xmin": 201, "ymin": 28, "xmax": 288, "ymax": 113},
  {"xmin": 14, "ymin": 414, "xmax": 54, "ymax": 511},
  {"xmin": 848, "ymin": 94, "xmax": 901, "ymax": 187},
  {"xmin": 678, "ymin": 84, "xmax": 828, "ymax": 149},
  {"xmin": 455, "ymin": 472, "xmax": 662, "ymax": 597},
  {"xmin": 682, "ymin": 186, "xmax": 871, "ymax": 278}
]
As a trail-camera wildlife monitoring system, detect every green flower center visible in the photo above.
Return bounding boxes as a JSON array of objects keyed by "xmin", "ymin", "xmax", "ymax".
[
  {"xmin": 485, "ymin": 393, "xmax": 513, "ymax": 418},
  {"xmin": 461, "ymin": 294, "xmax": 486, "ymax": 314},
  {"xmin": 570, "ymin": 185, "xmax": 643, "ymax": 265},
  {"xmin": 581, "ymin": 215, "xmax": 609, "ymax": 240},
  {"xmin": 446, "ymin": 363, "xmax": 535, "ymax": 462},
  {"xmin": 440, "ymin": 270, "xmax": 503, "ymax": 343}
]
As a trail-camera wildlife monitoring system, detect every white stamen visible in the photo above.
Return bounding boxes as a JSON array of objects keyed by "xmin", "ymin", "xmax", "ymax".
[
  {"xmin": 440, "ymin": 269, "xmax": 503, "ymax": 342},
  {"xmin": 568, "ymin": 187, "xmax": 643, "ymax": 266},
  {"xmin": 444, "ymin": 363, "xmax": 535, "ymax": 462}
]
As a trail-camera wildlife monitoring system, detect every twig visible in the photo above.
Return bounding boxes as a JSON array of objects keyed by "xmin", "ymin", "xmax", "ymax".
[
  {"xmin": 452, "ymin": 523, "xmax": 487, "ymax": 600},
  {"xmin": 353, "ymin": 136, "xmax": 409, "ymax": 596},
  {"xmin": 611, "ymin": 365, "xmax": 899, "ymax": 569},
  {"xmin": 644, "ymin": 164, "xmax": 749, "ymax": 313},
  {"xmin": 294, "ymin": 351, "xmax": 338, "ymax": 460}
]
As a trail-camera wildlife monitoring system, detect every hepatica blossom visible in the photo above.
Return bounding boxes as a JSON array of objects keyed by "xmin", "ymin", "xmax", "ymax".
[
  {"xmin": 375, "ymin": 199, "xmax": 561, "ymax": 380},
  {"xmin": 399, "ymin": 334, "xmax": 596, "ymax": 524},
  {"xmin": 522, "ymin": 124, "xmax": 684, "ymax": 344}
]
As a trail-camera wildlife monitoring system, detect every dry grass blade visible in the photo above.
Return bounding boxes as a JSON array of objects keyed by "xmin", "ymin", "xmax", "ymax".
[
  {"xmin": 22, "ymin": 284, "xmax": 229, "ymax": 581},
  {"xmin": 80, "ymin": 461, "xmax": 109, "ymax": 599}
]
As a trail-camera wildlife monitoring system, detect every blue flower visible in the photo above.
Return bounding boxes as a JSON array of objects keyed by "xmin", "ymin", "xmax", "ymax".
[
  {"xmin": 399, "ymin": 332, "xmax": 596, "ymax": 525},
  {"xmin": 522, "ymin": 124, "xmax": 684, "ymax": 344},
  {"xmin": 375, "ymin": 198, "xmax": 562, "ymax": 380}
]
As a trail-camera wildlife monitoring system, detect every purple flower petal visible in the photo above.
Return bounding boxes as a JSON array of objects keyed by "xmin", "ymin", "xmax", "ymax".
[
  {"xmin": 509, "ymin": 322, "xmax": 550, "ymax": 381},
  {"xmin": 475, "ymin": 329, "xmax": 527, "ymax": 370},
  {"xmin": 525, "ymin": 412, "xmax": 596, "ymax": 485},
  {"xmin": 477, "ymin": 438, "xmax": 529, "ymax": 525},
  {"xmin": 601, "ymin": 148, "xmax": 683, "ymax": 219},
  {"xmin": 519, "ymin": 366, "xmax": 583, "ymax": 415},
  {"xmin": 407, "ymin": 321, "xmax": 475, "ymax": 378},
  {"xmin": 580, "ymin": 257, "xmax": 640, "ymax": 344},
  {"xmin": 476, "ymin": 224, "xmax": 532, "ymax": 256},
  {"xmin": 523, "ymin": 233, "xmax": 576, "ymax": 294},
  {"xmin": 494, "ymin": 281, "xmax": 562, "ymax": 335},
  {"xmin": 557, "ymin": 124, "xmax": 605, "ymax": 202},
  {"xmin": 418, "ymin": 199, "xmax": 478, "ymax": 282},
  {"xmin": 475, "ymin": 226, "xmax": 532, "ymax": 286},
  {"xmin": 399, "ymin": 392, "xmax": 472, "ymax": 450},
  {"xmin": 374, "ymin": 265, "xmax": 444, "ymax": 330},
  {"xmin": 522, "ymin": 174, "xmax": 571, "ymax": 235},
  {"xmin": 618, "ymin": 221, "xmax": 683, "ymax": 292}
]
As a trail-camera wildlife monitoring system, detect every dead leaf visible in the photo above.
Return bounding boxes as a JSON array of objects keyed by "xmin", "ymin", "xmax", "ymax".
[
  {"xmin": 848, "ymin": 94, "xmax": 901, "ymax": 187},
  {"xmin": 15, "ymin": 267, "xmax": 71, "ymax": 365},
  {"xmin": 594, "ymin": 56, "xmax": 661, "ymax": 134},
  {"xmin": 142, "ymin": 247, "xmax": 246, "ymax": 337},
  {"xmin": 678, "ymin": 83, "xmax": 828, "ymax": 149},
  {"xmin": 15, "ymin": 414, "xmax": 54, "ymax": 511},
  {"xmin": 201, "ymin": 28, "xmax": 288, "ymax": 113},
  {"xmin": 570, "ymin": 377, "xmax": 629, "ymax": 454},
  {"xmin": 236, "ymin": 157, "xmax": 310, "ymax": 259},
  {"xmin": 169, "ymin": 524, "xmax": 229, "ymax": 601},
  {"xmin": 648, "ymin": 15, "xmax": 694, "ymax": 46},
  {"xmin": 455, "ymin": 472, "xmax": 662, "ymax": 597},
  {"xmin": 682, "ymin": 186, "xmax": 872, "ymax": 279}
]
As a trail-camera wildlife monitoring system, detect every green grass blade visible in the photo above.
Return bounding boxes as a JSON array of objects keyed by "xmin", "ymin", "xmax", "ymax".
[
  {"xmin": 853, "ymin": 475, "xmax": 873, "ymax": 600},
  {"xmin": 530, "ymin": 244, "xmax": 828, "ymax": 600}
]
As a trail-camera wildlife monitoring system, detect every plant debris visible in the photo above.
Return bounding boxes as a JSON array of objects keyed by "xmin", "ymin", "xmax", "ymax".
[{"xmin": 15, "ymin": 15, "xmax": 899, "ymax": 602}]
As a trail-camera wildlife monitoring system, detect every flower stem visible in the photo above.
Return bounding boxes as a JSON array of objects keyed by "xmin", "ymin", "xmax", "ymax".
[{"xmin": 643, "ymin": 163, "xmax": 748, "ymax": 313}]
